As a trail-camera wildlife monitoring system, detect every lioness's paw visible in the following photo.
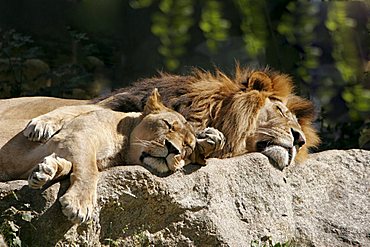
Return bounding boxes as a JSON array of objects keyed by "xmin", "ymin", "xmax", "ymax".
[
  {"xmin": 23, "ymin": 117, "xmax": 61, "ymax": 142},
  {"xmin": 59, "ymin": 190, "xmax": 96, "ymax": 224},
  {"xmin": 166, "ymin": 153, "xmax": 186, "ymax": 171},
  {"xmin": 196, "ymin": 127, "xmax": 225, "ymax": 157},
  {"xmin": 28, "ymin": 155, "xmax": 58, "ymax": 189}
]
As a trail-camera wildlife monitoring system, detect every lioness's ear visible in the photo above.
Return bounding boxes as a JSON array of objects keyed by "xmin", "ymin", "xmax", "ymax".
[
  {"xmin": 242, "ymin": 71, "xmax": 272, "ymax": 92},
  {"xmin": 143, "ymin": 88, "xmax": 167, "ymax": 115}
]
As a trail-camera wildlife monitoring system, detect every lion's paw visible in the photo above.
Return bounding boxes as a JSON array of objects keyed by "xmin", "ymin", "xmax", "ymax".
[
  {"xmin": 23, "ymin": 117, "xmax": 61, "ymax": 142},
  {"xmin": 196, "ymin": 127, "xmax": 225, "ymax": 157},
  {"xmin": 59, "ymin": 190, "xmax": 96, "ymax": 224},
  {"xmin": 28, "ymin": 155, "xmax": 59, "ymax": 189}
]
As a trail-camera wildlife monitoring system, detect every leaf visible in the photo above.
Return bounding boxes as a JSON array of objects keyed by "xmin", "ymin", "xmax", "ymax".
[
  {"xmin": 8, "ymin": 221, "xmax": 19, "ymax": 232},
  {"xmin": 359, "ymin": 127, "xmax": 370, "ymax": 148},
  {"xmin": 12, "ymin": 191, "xmax": 19, "ymax": 201},
  {"xmin": 21, "ymin": 211, "xmax": 34, "ymax": 222},
  {"xmin": 13, "ymin": 235, "xmax": 22, "ymax": 247},
  {"xmin": 129, "ymin": 0, "xmax": 153, "ymax": 9}
]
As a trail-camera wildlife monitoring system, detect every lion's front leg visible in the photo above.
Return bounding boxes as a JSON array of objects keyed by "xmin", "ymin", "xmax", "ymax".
[
  {"xmin": 190, "ymin": 127, "xmax": 225, "ymax": 165},
  {"xmin": 59, "ymin": 158, "xmax": 99, "ymax": 224},
  {"xmin": 28, "ymin": 153, "xmax": 72, "ymax": 189}
]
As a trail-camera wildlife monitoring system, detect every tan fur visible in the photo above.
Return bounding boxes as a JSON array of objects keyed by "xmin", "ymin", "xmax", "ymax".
[
  {"xmin": 0, "ymin": 97, "xmax": 87, "ymax": 180},
  {"xmin": 0, "ymin": 90, "xmax": 224, "ymax": 223},
  {"xmin": 89, "ymin": 65, "xmax": 318, "ymax": 164},
  {"xmin": 177, "ymin": 66, "xmax": 319, "ymax": 166},
  {"xmin": 6, "ymin": 65, "xmax": 319, "ymax": 169}
]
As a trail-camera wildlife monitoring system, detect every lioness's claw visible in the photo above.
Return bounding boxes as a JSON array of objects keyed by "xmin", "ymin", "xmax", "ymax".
[
  {"xmin": 59, "ymin": 191, "xmax": 95, "ymax": 224},
  {"xmin": 196, "ymin": 127, "xmax": 225, "ymax": 157},
  {"xmin": 23, "ymin": 117, "xmax": 59, "ymax": 142},
  {"xmin": 28, "ymin": 155, "xmax": 58, "ymax": 189}
]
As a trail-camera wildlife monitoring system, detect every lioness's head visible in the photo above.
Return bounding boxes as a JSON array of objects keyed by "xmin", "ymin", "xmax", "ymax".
[
  {"xmin": 191, "ymin": 66, "xmax": 320, "ymax": 170},
  {"xmin": 129, "ymin": 89, "xmax": 196, "ymax": 173}
]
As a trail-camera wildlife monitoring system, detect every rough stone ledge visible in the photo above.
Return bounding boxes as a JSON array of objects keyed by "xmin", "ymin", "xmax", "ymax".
[{"xmin": 0, "ymin": 149, "xmax": 369, "ymax": 246}]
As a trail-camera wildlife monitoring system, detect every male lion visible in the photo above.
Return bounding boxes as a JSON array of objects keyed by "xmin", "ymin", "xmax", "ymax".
[
  {"xmin": 0, "ymin": 89, "xmax": 225, "ymax": 223},
  {"xmin": 23, "ymin": 66, "xmax": 320, "ymax": 170}
]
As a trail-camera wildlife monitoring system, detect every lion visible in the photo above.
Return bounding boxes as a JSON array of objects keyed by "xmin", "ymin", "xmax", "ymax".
[
  {"xmin": 22, "ymin": 65, "xmax": 320, "ymax": 170},
  {"xmin": 0, "ymin": 89, "xmax": 225, "ymax": 223}
]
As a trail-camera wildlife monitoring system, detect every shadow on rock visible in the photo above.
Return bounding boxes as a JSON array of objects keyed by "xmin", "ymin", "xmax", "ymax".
[{"xmin": 0, "ymin": 180, "xmax": 78, "ymax": 247}]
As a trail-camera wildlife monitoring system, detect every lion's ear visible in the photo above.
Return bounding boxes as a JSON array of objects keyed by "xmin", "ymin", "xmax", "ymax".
[
  {"xmin": 143, "ymin": 88, "xmax": 167, "ymax": 115},
  {"xmin": 242, "ymin": 71, "xmax": 272, "ymax": 92}
]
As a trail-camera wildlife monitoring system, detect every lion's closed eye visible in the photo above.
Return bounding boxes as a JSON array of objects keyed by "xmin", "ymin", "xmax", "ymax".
[{"xmin": 276, "ymin": 105, "xmax": 285, "ymax": 116}]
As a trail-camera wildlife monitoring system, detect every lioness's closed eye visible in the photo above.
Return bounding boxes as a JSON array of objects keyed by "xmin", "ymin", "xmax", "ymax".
[{"xmin": 0, "ymin": 88, "xmax": 225, "ymax": 223}]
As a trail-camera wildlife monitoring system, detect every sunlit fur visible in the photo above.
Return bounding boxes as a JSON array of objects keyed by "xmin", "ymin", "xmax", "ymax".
[
  {"xmin": 99, "ymin": 65, "xmax": 320, "ymax": 167},
  {"xmin": 184, "ymin": 66, "xmax": 320, "ymax": 160},
  {"xmin": 0, "ymin": 89, "xmax": 200, "ymax": 223}
]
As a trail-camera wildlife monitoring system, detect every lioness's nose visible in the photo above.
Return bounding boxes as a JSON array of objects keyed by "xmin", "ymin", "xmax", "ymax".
[
  {"xmin": 165, "ymin": 140, "xmax": 180, "ymax": 155},
  {"xmin": 291, "ymin": 128, "xmax": 306, "ymax": 147}
]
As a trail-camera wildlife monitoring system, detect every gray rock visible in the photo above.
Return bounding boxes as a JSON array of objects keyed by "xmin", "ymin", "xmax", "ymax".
[{"xmin": 0, "ymin": 149, "xmax": 369, "ymax": 246}]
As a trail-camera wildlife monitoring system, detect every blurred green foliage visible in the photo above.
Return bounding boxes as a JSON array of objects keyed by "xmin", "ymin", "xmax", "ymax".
[
  {"xmin": 277, "ymin": 1, "xmax": 321, "ymax": 82},
  {"xmin": 0, "ymin": 29, "xmax": 41, "ymax": 96},
  {"xmin": 235, "ymin": 0, "xmax": 267, "ymax": 59},
  {"xmin": 150, "ymin": 0, "xmax": 194, "ymax": 70},
  {"xmin": 0, "ymin": 28, "xmax": 105, "ymax": 99},
  {"xmin": 200, "ymin": 0, "xmax": 230, "ymax": 52},
  {"xmin": 0, "ymin": 0, "xmax": 369, "ymax": 150}
]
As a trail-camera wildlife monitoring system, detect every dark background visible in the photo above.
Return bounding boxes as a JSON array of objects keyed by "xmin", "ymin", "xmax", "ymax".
[{"xmin": 0, "ymin": 0, "xmax": 369, "ymax": 150}]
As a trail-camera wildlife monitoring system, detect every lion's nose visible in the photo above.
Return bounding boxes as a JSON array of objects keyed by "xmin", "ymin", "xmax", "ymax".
[
  {"xmin": 165, "ymin": 140, "xmax": 180, "ymax": 155},
  {"xmin": 291, "ymin": 128, "xmax": 306, "ymax": 147}
]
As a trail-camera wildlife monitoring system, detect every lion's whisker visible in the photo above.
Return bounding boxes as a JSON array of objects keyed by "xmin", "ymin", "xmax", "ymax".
[{"xmin": 256, "ymin": 130, "xmax": 275, "ymax": 137}]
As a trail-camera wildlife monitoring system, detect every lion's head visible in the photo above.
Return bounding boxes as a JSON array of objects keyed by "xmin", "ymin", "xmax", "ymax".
[
  {"xmin": 250, "ymin": 96, "xmax": 314, "ymax": 170},
  {"xmin": 128, "ymin": 89, "xmax": 196, "ymax": 173},
  {"xmin": 188, "ymin": 66, "xmax": 320, "ymax": 169}
]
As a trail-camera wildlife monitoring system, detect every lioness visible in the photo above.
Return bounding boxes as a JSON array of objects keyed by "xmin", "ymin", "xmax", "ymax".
[
  {"xmin": 0, "ymin": 89, "xmax": 225, "ymax": 223},
  {"xmin": 23, "ymin": 66, "xmax": 320, "ymax": 170}
]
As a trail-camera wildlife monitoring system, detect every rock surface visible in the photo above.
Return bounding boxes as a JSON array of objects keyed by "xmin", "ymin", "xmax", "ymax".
[{"xmin": 0, "ymin": 149, "xmax": 369, "ymax": 246}]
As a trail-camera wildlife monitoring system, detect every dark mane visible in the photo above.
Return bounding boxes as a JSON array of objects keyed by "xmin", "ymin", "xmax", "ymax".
[
  {"xmin": 93, "ymin": 66, "xmax": 319, "ymax": 159},
  {"xmin": 94, "ymin": 74, "xmax": 192, "ymax": 113}
]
